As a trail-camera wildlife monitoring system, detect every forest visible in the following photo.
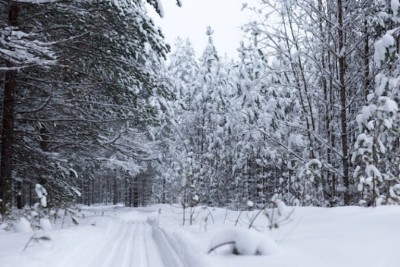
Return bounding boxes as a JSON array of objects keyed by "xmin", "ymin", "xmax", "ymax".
[{"xmin": 1, "ymin": 0, "xmax": 400, "ymax": 218}]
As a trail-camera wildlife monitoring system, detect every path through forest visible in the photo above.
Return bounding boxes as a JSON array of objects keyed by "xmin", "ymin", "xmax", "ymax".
[
  {"xmin": 1, "ymin": 207, "xmax": 188, "ymax": 267},
  {"xmin": 57, "ymin": 208, "xmax": 186, "ymax": 267}
]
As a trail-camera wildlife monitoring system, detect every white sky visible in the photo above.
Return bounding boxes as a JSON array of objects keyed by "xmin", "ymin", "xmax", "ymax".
[{"xmin": 149, "ymin": 0, "xmax": 259, "ymax": 58}]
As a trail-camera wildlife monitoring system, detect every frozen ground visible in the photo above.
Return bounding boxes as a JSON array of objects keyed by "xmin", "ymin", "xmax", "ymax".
[{"xmin": 0, "ymin": 204, "xmax": 399, "ymax": 267}]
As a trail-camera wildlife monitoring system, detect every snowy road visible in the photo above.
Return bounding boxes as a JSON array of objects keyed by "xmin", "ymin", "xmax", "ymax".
[
  {"xmin": 58, "ymin": 210, "xmax": 185, "ymax": 267},
  {"xmin": 2, "ymin": 208, "xmax": 187, "ymax": 267},
  {"xmin": 89, "ymin": 221, "xmax": 165, "ymax": 267}
]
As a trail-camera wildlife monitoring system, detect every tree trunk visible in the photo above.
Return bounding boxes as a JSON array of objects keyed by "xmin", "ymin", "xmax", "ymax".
[
  {"xmin": 113, "ymin": 176, "xmax": 118, "ymax": 205},
  {"xmin": 161, "ymin": 177, "xmax": 166, "ymax": 204},
  {"xmin": 0, "ymin": 66, "xmax": 17, "ymax": 214},
  {"xmin": 0, "ymin": 3, "xmax": 19, "ymax": 214},
  {"xmin": 363, "ymin": 19, "xmax": 370, "ymax": 101},
  {"xmin": 133, "ymin": 177, "xmax": 139, "ymax": 207},
  {"xmin": 16, "ymin": 181, "xmax": 23, "ymax": 209},
  {"xmin": 338, "ymin": 0, "xmax": 350, "ymax": 205}
]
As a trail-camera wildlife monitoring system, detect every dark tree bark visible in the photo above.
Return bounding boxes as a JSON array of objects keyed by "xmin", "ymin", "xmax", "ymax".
[
  {"xmin": 363, "ymin": 19, "xmax": 370, "ymax": 102},
  {"xmin": 0, "ymin": 69, "xmax": 17, "ymax": 213},
  {"xmin": 133, "ymin": 177, "xmax": 139, "ymax": 207},
  {"xmin": 0, "ymin": 3, "xmax": 19, "ymax": 214},
  {"xmin": 161, "ymin": 177, "xmax": 166, "ymax": 204},
  {"xmin": 113, "ymin": 176, "xmax": 118, "ymax": 205},
  {"xmin": 16, "ymin": 182, "xmax": 23, "ymax": 209},
  {"xmin": 337, "ymin": 0, "xmax": 350, "ymax": 205}
]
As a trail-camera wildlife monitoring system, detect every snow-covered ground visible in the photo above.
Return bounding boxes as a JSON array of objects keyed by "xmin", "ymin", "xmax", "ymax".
[{"xmin": 0, "ymin": 204, "xmax": 399, "ymax": 267}]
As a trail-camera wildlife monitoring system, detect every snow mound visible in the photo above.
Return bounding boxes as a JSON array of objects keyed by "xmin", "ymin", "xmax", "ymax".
[
  {"xmin": 209, "ymin": 227, "xmax": 279, "ymax": 255},
  {"xmin": 15, "ymin": 217, "xmax": 32, "ymax": 233},
  {"xmin": 40, "ymin": 218, "xmax": 52, "ymax": 231},
  {"xmin": 0, "ymin": 222, "xmax": 8, "ymax": 232}
]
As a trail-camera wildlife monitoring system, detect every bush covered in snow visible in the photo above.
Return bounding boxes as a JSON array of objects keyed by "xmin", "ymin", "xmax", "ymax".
[{"xmin": 208, "ymin": 227, "xmax": 279, "ymax": 256}]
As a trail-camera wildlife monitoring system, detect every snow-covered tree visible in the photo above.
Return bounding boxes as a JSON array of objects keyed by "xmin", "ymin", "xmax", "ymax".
[
  {"xmin": 0, "ymin": 0, "xmax": 173, "ymax": 213},
  {"xmin": 352, "ymin": 4, "xmax": 400, "ymax": 205}
]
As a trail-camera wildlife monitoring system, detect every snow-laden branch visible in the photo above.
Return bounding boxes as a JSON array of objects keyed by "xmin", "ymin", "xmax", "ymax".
[
  {"xmin": 0, "ymin": 27, "xmax": 56, "ymax": 68},
  {"xmin": 16, "ymin": 0, "xmax": 63, "ymax": 3}
]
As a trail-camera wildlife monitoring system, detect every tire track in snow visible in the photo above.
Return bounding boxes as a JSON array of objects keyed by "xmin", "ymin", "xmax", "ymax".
[
  {"xmin": 151, "ymin": 225, "xmax": 185, "ymax": 267},
  {"xmin": 129, "ymin": 222, "xmax": 165, "ymax": 267},
  {"xmin": 111, "ymin": 222, "xmax": 136, "ymax": 267},
  {"xmin": 130, "ymin": 223, "xmax": 148, "ymax": 266},
  {"xmin": 90, "ymin": 221, "xmax": 131, "ymax": 267},
  {"xmin": 56, "ymin": 213, "xmax": 188, "ymax": 267},
  {"xmin": 142, "ymin": 223, "xmax": 165, "ymax": 267},
  {"xmin": 89, "ymin": 220, "xmax": 171, "ymax": 267}
]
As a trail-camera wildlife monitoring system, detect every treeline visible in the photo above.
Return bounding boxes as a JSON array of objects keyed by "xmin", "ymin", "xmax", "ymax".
[{"xmin": 160, "ymin": 0, "xmax": 400, "ymax": 208}]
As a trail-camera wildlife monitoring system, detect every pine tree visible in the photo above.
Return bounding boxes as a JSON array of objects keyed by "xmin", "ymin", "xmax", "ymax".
[
  {"xmin": 0, "ymin": 0, "xmax": 172, "ymax": 212},
  {"xmin": 352, "ymin": 1, "xmax": 400, "ymax": 205}
]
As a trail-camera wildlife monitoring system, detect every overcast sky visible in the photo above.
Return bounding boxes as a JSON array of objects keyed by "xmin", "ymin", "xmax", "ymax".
[{"xmin": 149, "ymin": 0, "xmax": 258, "ymax": 58}]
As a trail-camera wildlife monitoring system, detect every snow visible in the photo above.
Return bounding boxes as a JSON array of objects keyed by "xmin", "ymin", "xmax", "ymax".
[
  {"xmin": 155, "ymin": 0, "xmax": 164, "ymax": 18},
  {"xmin": 0, "ymin": 29, "xmax": 56, "ymax": 68},
  {"xmin": 14, "ymin": 217, "xmax": 32, "ymax": 233},
  {"xmin": 0, "ymin": 223, "xmax": 8, "ymax": 232},
  {"xmin": 34, "ymin": 184, "xmax": 47, "ymax": 199},
  {"xmin": 247, "ymin": 200, "xmax": 254, "ymax": 208},
  {"xmin": 103, "ymin": 156, "xmax": 142, "ymax": 176},
  {"xmin": 375, "ymin": 73, "xmax": 387, "ymax": 97},
  {"xmin": 40, "ymin": 197, "xmax": 47, "ymax": 208},
  {"xmin": 305, "ymin": 159, "xmax": 322, "ymax": 169},
  {"xmin": 35, "ymin": 184, "xmax": 48, "ymax": 208},
  {"xmin": 391, "ymin": 0, "xmax": 400, "ymax": 17},
  {"xmin": 16, "ymin": 0, "xmax": 58, "ymax": 3},
  {"xmin": 71, "ymin": 187, "xmax": 82, "ymax": 197},
  {"xmin": 39, "ymin": 218, "xmax": 52, "ymax": 231},
  {"xmin": 379, "ymin": 96, "xmax": 398, "ymax": 117},
  {"xmin": 144, "ymin": 42, "xmax": 151, "ymax": 54},
  {"xmin": 374, "ymin": 33, "xmax": 395, "ymax": 66},
  {"xmin": 209, "ymin": 227, "xmax": 279, "ymax": 255},
  {"xmin": 356, "ymin": 105, "xmax": 376, "ymax": 131},
  {"xmin": 389, "ymin": 185, "xmax": 400, "ymax": 200},
  {"xmin": 0, "ymin": 205, "xmax": 400, "ymax": 267}
]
